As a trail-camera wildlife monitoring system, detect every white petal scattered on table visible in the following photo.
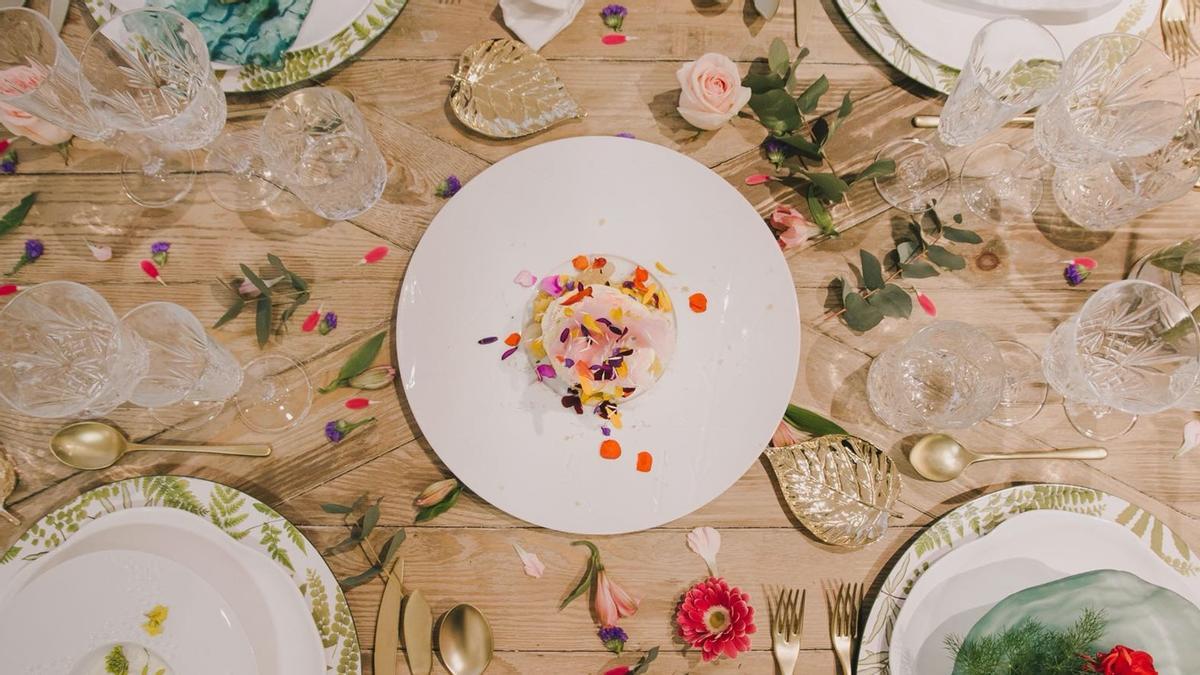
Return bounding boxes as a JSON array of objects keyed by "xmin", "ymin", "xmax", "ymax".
[
  {"xmin": 1176, "ymin": 420, "xmax": 1200, "ymax": 458},
  {"xmin": 686, "ymin": 526, "xmax": 721, "ymax": 577},
  {"xmin": 512, "ymin": 542, "xmax": 546, "ymax": 578},
  {"xmin": 84, "ymin": 240, "xmax": 112, "ymax": 261}
]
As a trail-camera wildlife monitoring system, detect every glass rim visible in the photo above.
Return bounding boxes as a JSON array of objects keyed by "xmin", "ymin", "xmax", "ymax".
[
  {"xmin": 1064, "ymin": 31, "xmax": 1184, "ymax": 97},
  {"xmin": 0, "ymin": 7, "xmax": 66, "ymax": 102},
  {"xmin": 120, "ymin": 300, "xmax": 208, "ymax": 342}
]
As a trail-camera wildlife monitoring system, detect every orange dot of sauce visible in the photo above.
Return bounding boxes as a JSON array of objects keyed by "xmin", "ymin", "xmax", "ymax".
[
  {"xmin": 572, "ymin": 255, "xmax": 589, "ymax": 270},
  {"xmin": 636, "ymin": 451, "xmax": 653, "ymax": 472},
  {"xmin": 688, "ymin": 293, "xmax": 708, "ymax": 313},
  {"xmin": 504, "ymin": 332, "xmax": 521, "ymax": 347},
  {"xmin": 600, "ymin": 439, "xmax": 622, "ymax": 460}
]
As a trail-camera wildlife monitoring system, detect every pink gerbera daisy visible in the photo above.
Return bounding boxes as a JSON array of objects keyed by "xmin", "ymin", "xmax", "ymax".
[{"xmin": 676, "ymin": 577, "xmax": 756, "ymax": 661}]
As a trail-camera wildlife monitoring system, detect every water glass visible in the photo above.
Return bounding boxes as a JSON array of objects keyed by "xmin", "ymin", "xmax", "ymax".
[
  {"xmin": 1043, "ymin": 280, "xmax": 1200, "ymax": 439},
  {"xmin": 939, "ymin": 17, "xmax": 1062, "ymax": 147},
  {"xmin": 867, "ymin": 321, "xmax": 1006, "ymax": 433},
  {"xmin": 1034, "ymin": 33, "xmax": 1185, "ymax": 169},
  {"xmin": 121, "ymin": 302, "xmax": 243, "ymax": 409},
  {"xmin": 260, "ymin": 87, "xmax": 387, "ymax": 220}
]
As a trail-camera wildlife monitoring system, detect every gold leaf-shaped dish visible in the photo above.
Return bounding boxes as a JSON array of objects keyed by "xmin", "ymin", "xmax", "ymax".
[
  {"xmin": 764, "ymin": 434, "xmax": 900, "ymax": 547},
  {"xmin": 449, "ymin": 38, "xmax": 585, "ymax": 139},
  {"xmin": 0, "ymin": 446, "xmax": 18, "ymax": 525}
]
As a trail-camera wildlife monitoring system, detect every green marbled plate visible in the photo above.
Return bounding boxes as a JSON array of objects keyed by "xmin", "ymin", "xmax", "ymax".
[
  {"xmin": 0, "ymin": 476, "xmax": 361, "ymax": 675},
  {"xmin": 82, "ymin": 0, "xmax": 407, "ymax": 93},
  {"xmin": 859, "ymin": 484, "xmax": 1200, "ymax": 675}
]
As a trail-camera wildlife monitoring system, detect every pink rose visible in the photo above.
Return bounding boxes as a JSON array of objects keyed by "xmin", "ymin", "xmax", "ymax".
[
  {"xmin": 0, "ymin": 101, "xmax": 71, "ymax": 146},
  {"xmin": 676, "ymin": 53, "xmax": 752, "ymax": 131}
]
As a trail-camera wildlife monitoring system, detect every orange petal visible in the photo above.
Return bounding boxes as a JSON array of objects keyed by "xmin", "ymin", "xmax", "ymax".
[
  {"xmin": 688, "ymin": 293, "xmax": 708, "ymax": 313},
  {"xmin": 636, "ymin": 451, "xmax": 653, "ymax": 472},
  {"xmin": 600, "ymin": 439, "xmax": 622, "ymax": 459},
  {"xmin": 504, "ymin": 332, "xmax": 521, "ymax": 346},
  {"xmin": 572, "ymin": 255, "xmax": 589, "ymax": 270}
]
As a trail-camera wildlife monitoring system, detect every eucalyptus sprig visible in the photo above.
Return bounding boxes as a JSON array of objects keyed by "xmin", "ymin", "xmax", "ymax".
[
  {"xmin": 319, "ymin": 331, "xmax": 388, "ymax": 393},
  {"xmin": 830, "ymin": 207, "xmax": 981, "ymax": 332},
  {"xmin": 743, "ymin": 39, "xmax": 895, "ymax": 235},
  {"xmin": 322, "ymin": 493, "xmax": 406, "ymax": 589},
  {"xmin": 215, "ymin": 253, "xmax": 311, "ymax": 347}
]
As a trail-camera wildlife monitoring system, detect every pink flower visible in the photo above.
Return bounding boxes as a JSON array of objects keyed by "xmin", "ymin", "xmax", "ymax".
[
  {"xmin": 769, "ymin": 205, "xmax": 819, "ymax": 249},
  {"xmin": 594, "ymin": 568, "xmax": 639, "ymax": 627},
  {"xmin": 0, "ymin": 100, "xmax": 71, "ymax": 146},
  {"xmin": 915, "ymin": 289, "xmax": 936, "ymax": 317},
  {"xmin": 676, "ymin": 577, "xmax": 756, "ymax": 661},
  {"xmin": 771, "ymin": 419, "xmax": 801, "ymax": 447},
  {"xmin": 415, "ymin": 478, "xmax": 459, "ymax": 508},
  {"xmin": 675, "ymin": 53, "xmax": 752, "ymax": 131}
]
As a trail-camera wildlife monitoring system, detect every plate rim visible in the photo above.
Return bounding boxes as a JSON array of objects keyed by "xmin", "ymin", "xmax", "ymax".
[
  {"xmin": 81, "ymin": 0, "xmax": 406, "ymax": 93},
  {"xmin": 0, "ymin": 475, "xmax": 361, "ymax": 675},
  {"xmin": 858, "ymin": 482, "xmax": 1200, "ymax": 675}
]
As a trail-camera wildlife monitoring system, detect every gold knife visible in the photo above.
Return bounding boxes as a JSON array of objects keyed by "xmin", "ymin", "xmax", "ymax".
[
  {"xmin": 402, "ymin": 588, "xmax": 434, "ymax": 675},
  {"xmin": 795, "ymin": 0, "xmax": 819, "ymax": 47},
  {"xmin": 374, "ymin": 557, "xmax": 405, "ymax": 675}
]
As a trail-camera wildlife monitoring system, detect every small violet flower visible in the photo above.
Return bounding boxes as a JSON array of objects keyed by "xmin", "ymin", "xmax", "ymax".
[
  {"xmin": 435, "ymin": 175, "xmax": 462, "ymax": 198},
  {"xmin": 324, "ymin": 417, "xmax": 376, "ymax": 444},
  {"xmin": 5, "ymin": 238, "xmax": 42, "ymax": 277},
  {"xmin": 599, "ymin": 625, "xmax": 629, "ymax": 654},
  {"xmin": 150, "ymin": 241, "xmax": 170, "ymax": 267},
  {"xmin": 762, "ymin": 138, "xmax": 788, "ymax": 168},
  {"xmin": 0, "ymin": 138, "xmax": 17, "ymax": 174},
  {"xmin": 601, "ymin": 4, "xmax": 628, "ymax": 31},
  {"xmin": 1064, "ymin": 262, "xmax": 1091, "ymax": 287},
  {"xmin": 318, "ymin": 311, "xmax": 338, "ymax": 335}
]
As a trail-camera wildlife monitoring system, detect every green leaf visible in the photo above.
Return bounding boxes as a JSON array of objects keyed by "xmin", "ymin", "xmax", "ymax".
[
  {"xmin": 350, "ymin": 494, "xmax": 367, "ymax": 512},
  {"xmin": 837, "ymin": 275, "xmax": 855, "ymax": 303},
  {"xmin": 239, "ymin": 263, "xmax": 271, "ymax": 296},
  {"xmin": 254, "ymin": 294, "xmax": 272, "ymax": 347},
  {"xmin": 630, "ymin": 647, "xmax": 661, "ymax": 675},
  {"xmin": 415, "ymin": 484, "xmax": 462, "ymax": 522},
  {"xmin": 943, "ymin": 226, "xmax": 983, "ymax": 244},
  {"xmin": 926, "ymin": 244, "xmax": 967, "ymax": 270},
  {"xmin": 900, "ymin": 261, "xmax": 940, "ymax": 278},
  {"xmin": 323, "ymin": 534, "xmax": 360, "ymax": 557},
  {"xmin": 860, "ymin": 250, "xmax": 884, "ymax": 290},
  {"xmin": 836, "ymin": 92, "xmax": 853, "ymax": 119},
  {"xmin": 0, "ymin": 193, "xmax": 36, "ymax": 236},
  {"xmin": 321, "ymin": 502, "xmax": 352, "ymax": 514},
  {"xmin": 788, "ymin": 47, "xmax": 810, "ymax": 88},
  {"xmin": 321, "ymin": 331, "xmax": 388, "ymax": 393},
  {"xmin": 774, "ymin": 133, "xmax": 824, "ymax": 160},
  {"xmin": 340, "ymin": 565, "xmax": 382, "ymax": 589},
  {"xmin": 811, "ymin": 117, "xmax": 830, "ymax": 148},
  {"xmin": 768, "ymin": 38, "xmax": 790, "ymax": 78},
  {"xmin": 908, "ymin": 220, "xmax": 926, "ymax": 247},
  {"xmin": 379, "ymin": 528, "xmax": 406, "ymax": 567},
  {"xmin": 807, "ymin": 189, "xmax": 834, "ymax": 234},
  {"xmin": 749, "ymin": 90, "xmax": 801, "ymax": 134},
  {"xmin": 360, "ymin": 504, "xmax": 381, "ymax": 538},
  {"xmin": 952, "ymin": 213, "xmax": 963, "ymax": 224},
  {"xmin": 267, "ymin": 253, "xmax": 308, "ymax": 291},
  {"xmin": 784, "ymin": 404, "xmax": 847, "ymax": 436},
  {"xmin": 742, "ymin": 72, "xmax": 787, "ymax": 95},
  {"xmin": 848, "ymin": 159, "xmax": 896, "ymax": 184},
  {"xmin": 920, "ymin": 208, "xmax": 944, "ymax": 234},
  {"xmin": 806, "ymin": 172, "xmax": 850, "ymax": 203},
  {"xmin": 213, "ymin": 298, "xmax": 245, "ymax": 329},
  {"xmin": 896, "ymin": 240, "xmax": 917, "ymax": 262},
  {"xmin": 842, "ymin": 292, "xmax": 884, "ymax": 331},
  {"xmin": 869, "ymin": 283, "xmax": 913, "ymax": 318},
  {"xmin": 559, "ymin": 541, "xmax": 600, "ymax": 610},
  {"xmin": 796, "ymin": 74, "xmax": 829, "ymax": 114}
]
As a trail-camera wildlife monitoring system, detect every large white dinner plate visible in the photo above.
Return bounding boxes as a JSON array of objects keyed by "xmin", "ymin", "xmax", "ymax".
[
  {"xmin": 876, "ymin": 0, "xmax": 1158, "ymax": 71},
  {"xmin": 889, "ymin": 510, "xmax": 1200, "ymax": 675},
  {"xmin": 397, "ymin": 136, "xmax": 801, "ymax": 534}
]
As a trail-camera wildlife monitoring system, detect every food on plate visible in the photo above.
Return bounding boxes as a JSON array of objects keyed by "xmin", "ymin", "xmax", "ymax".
[
  {"xmin": 91, "ymin": 643, "xmax": 171, "ymax": 675},
  {"xmin": 149, "ymin": 0, "xmax": 314, "ymax": 69}
]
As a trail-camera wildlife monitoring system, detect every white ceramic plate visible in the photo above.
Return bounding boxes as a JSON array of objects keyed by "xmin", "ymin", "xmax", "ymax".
[
  {"xmin": 888, "ymin": 510, "xmax": 1200, "ymax": 675},
  {"xmin": 876, "ymin": 0, "xmax": 1158, "ymax": 71},
  {"xmin": 397, "ymin": 136, "xmax": 801, "ymax": 534}
]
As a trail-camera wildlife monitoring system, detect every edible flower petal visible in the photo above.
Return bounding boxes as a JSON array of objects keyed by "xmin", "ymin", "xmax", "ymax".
[
  {"xmin": 85, "ymin": 240, "xmax": 112, "ymax": 261},
  {"xmin": 915, "ymin": 289, "xmax": 936, "ymax": 317},
  {"xmin": 514, "ymin": 269, "xmax": 537, "ymax": 287},
  {"xmin": 512, "ymin": 542, "xmax": 546, "ymax": 578},
  {"xmin": 745, "ymin": 174, "xmax": 771, "ymax": 186},
  {"xmin": 1177, "ymin": 420, "xmax": 1200, "ymax": 458},
  {"xmin": 686, "ymin": 526, "xmax": 721, "ymax": 577},
  {"xmin": 139, "ymin": 259, "xmax": 166, "ymax": 285},
  {"xmin": 359, "ymin": 246, "xmax": 389, "ymax": 265}
]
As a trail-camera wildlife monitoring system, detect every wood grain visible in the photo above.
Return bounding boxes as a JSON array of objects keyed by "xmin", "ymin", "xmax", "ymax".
[{"xmin": 2, "ymin": 1, "xmax": 1199, "ymax": 673}]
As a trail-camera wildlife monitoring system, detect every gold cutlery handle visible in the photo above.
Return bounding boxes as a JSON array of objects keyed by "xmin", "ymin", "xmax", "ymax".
[
  {"xmin": 975, "ymin": 447, "xmax": 1107, "ymax": 462},
  {"xmin": 127, "ymin": 443, "xmax": 272, "ymax": 458},
  {"xmin": 911, "ymin": 114, "xmax": 1035, "ymax": 128}
]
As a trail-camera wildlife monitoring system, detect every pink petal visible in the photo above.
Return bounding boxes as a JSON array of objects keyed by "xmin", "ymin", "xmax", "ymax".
[
  {"xmin": 512, "ymin": 542, "xmax": 546, "ymax": 578},
  {"xmin": 85, "ymin": 240, "xmax": 112, "ymax": 261},
  {"xmin": 601, "ymin": 34, "xmax": 637, "ymax": 45},
  {"xmin": 0, "ymin": 284, "xmax": 19, "ymax": 296},
  {"xmin": 771, "ymin": 420, "xmax": 800, "ymax": 447},
  {"xmin": 535, "ymin": 364, "xmax": 556, "ymax": 380},
  {"xmin": 539, "ymin": 275, "xmax": 565, "ymax": 297},
  {"xmin": 1177, "ymin": 420, "xmax": 1200, "ymax": 458},
  {"xmin": 686, "ymin": 526, "xmax": 721, "ymax": 577},
  {"xmin": 513, "ymin": 269, "xmax": 537, "ymax": 287},
  {"xmin": 345, "ymin": 397, "xmax": 371, "ymax": 410},
  {"xmin": 745, "ymin": 174, "xmax": 771, "ymax": 186},
  {"xmin": 302, "ymin": 310, "xmax": 321, "ymax": 332},
  {"xmin": 140, "ymin": 260, "xmax": 165, "ymax": 285},
  {"xmin": 916, "ymin": 290, "xmax": 936, "ymax": 317},
  {"xmin": 1072, "ymin": 257, "xmax": 1098, "ymax": 270},
  {"xmin": 360, "ymin": 246, "xmax": 389, "ymax": 264}
]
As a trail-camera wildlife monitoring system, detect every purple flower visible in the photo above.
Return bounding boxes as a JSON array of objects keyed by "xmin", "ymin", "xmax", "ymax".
[
  {"xmin": 325, "ymin": 421, "xmax": 344, "ymax": 443},
  {"xmin": 435, "ymin": 175, "xmax": 462, "ymax": 198},
  {"xmin": 151, "ymin": 241, "xmax": 170, "ymax": 266},
  {"xmin": 318, "ymin": 311, "xmax": 338, "ymax": 335},
  {"xmin": 599, "ymin": 625, "xmax": 629, "ymax": 654},
  {"xmin": 763, "ymin": 138, "xmax": 789, "ymax": 167},
  {"xmin": 601, "ymin": 4, "xmax": 628, "ymax": 31},
  {"xmin": 24, "ymin": 239, "xmax": 42, "ymax": 260},
  {"xmin": 615, "ymin": 132, "xmax": 636, "ymax": 139},
  {"xmin": 1064, "ymin": 263, "xmax": 1090, "ymax": 287},
  {"xmin": 0, "ymin": 160, "xmax": 14, "ymax": 174}
]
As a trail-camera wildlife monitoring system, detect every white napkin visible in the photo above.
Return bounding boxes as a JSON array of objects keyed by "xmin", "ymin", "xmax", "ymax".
[{"xmin": 499, "ymin": 0, "xmax": 585, "ymax": 51}]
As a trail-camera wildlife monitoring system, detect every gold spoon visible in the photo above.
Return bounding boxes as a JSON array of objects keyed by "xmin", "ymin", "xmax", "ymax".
[
  {"xmin": 909, "ymin": 433, "xmax": 1107, "ymax": 482},
  {"xmin": 438, "ymin": 603, "xmax": 494, "ymax": 675},
  {"xmin": 50, "ymin": 421, "xmax": 272, "ymax": 470}
]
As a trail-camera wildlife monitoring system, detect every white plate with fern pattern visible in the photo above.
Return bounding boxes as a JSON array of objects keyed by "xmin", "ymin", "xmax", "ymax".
[
  {"xmin": 0, "ymin": 476, "xmax": 360, "ymax": 675},
  {"xmin": 81, "ymin": 0, "xmax": 407, "ymax": 93},
  {"xmin": 858, "ymin": 484, "xmax": 1200, "ymax": 675},
  {"xmin": 835, "ymin": 0, "xmax": 1157, "ymax": 94}
]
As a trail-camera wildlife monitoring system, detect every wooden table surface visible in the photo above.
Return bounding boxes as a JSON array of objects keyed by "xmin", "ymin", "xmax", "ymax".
[{"xmin": 3, "ymin": 0, "xmax": 1200, "ymax": 672}]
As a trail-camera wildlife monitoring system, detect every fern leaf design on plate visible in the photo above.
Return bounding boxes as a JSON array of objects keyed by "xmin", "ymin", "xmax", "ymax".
[
  {"xmin": 449, "ymin": 38, "xmax": 584, "ymax": 139},
  {"xmin": 140, "ymin": 476, "xmax": 207, "ymax": 516},
  {"xmin": 209, "ymin": 485, "xmax": 250, "ymax": 540},
  {"xmin": 765, "ymin": 435, "xmax": 900, "ymax": 547},
  {"xmin": 0, "ymin": 546, "xmax": 19, "ymax": 564}
]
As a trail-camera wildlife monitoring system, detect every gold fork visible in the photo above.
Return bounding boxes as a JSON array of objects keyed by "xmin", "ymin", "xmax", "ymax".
[
  {"xmin": 1162, "ymin": 0, "xmax": 1196, "ymax": 67},
  {"xmin": 829, "ymin": 582, "xmax": 864, "ymax": 675},
  {"xmin": 771, "ymin": 588, "xmax": 806, "ymax": 675}
]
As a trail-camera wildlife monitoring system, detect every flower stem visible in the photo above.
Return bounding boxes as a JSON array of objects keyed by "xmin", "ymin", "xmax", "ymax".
[{"xmin": 822, "ymin": 227, "xmax": 947, "ymax": 323}]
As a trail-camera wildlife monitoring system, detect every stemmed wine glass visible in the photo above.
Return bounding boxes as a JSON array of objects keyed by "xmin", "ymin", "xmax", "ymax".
[
  {"xmin": 873, "ymin": 138, "xmax": 950, "ymax": 214},
  {"xmin": 78, "ymin": 8, "xmax": 226, "ymax": 208}
]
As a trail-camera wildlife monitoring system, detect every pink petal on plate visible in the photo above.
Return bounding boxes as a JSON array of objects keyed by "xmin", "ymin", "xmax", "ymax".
[
  {"xmin": 745, "ymin": 174, "xmax": 771, "ymax": 186},
  {"xmin": 513, "ymin": 269, "xmax": 537, "ymax": 287},
  {"xmin": 512, "ymin": 542, "xmax": 546, "ymax": 578},
  {"xmin": 535, "ymin": 364, "xmax": 556, "ymax": 380},
  {"xmin": 686, "ymin": 526, "xmax": 721, "ymax": 577},
  {"xmin": 1176, "ymin": 419, "xmax": 1200, "ymax": 458},
  {"xmin": 85, "ymin": 240, "xmax": 112, "ymax": 261},
  {"xmin": 915, "ymin": 290, "xmax": 937, "ymax": 317}
]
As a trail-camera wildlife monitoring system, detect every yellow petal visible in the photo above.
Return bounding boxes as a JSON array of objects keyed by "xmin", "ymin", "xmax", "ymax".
[{"xmin": 655, "ymin": 261, "xmax": 675, "ymax": 275}]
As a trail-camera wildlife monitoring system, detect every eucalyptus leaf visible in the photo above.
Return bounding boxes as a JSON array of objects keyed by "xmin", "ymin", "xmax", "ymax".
[
  {"xmin": 320, "ymin": 331, "xmax": 389, "ymax": 393},
  {"xmin": 901, "ymin": 261, "xmax": 940, "ymax": 278},
  {"xmin": 213, "ymin": 298, "xmax": 245, "ymax": 329},
  {"xmin": 796, "ymin": 75, "xmax": 829, "ymax": 114},
  {"xmin": 926, "ymin": 244, "xmax": 967, "ymax": 270},
  {"xmin": 630, "ymin": 647, "xmax": 660, "ymax": 675},
  {"xmin": 415, "ymin": 484, "xmax": 462, "ymax": 522},
  {"xmin": 743, "ymin": 72, "xmax": 786, "ymax": 94},
  {"xmin": 775, "ymin": 133, "xmax": 824, "ymax": 160},
  {"xmin": 0, "ymin": 193, "xmax": 36, "ymax": 236},
  {"xmin": 254, "ymin": 295, "xmax": 272, "ymax": 347},
  {"xmin": 360, "ymin": 504, "xmax": 381, "ymax": 539},
  {"xmin": 768, "ymin": 38, "xmax": 790, "ymax": 77},
  {"xmin": 860, "ymin": 250, "xmax": 884, "ymax": 290},
  {"xmin": 788, "ymin": 48, "xmax": 810, "ymax": 88},
  {"xmin": 896, "ymin": 240, "xmax": 917, "ymax": 262},
  {"xmin": 239, "ymin": 263, "xmax": 271, "ymax": 296},
  {"xmin": 323, "ymin": 534, "xmax": 361, "ymax": 557},
  {"xmin": 838, "ymin": 276, "xmax": 855, "ymax": 303},
  {"xmin": 943, "ymin": 226, "xmax": 983, "ymax": 244},
  {"xmin": 952, "ymin": 213, "xmax": 963, "ymax": 224},
  {"xmin": 784, "ymin": 404, "xmax": 848, "ymax": 436},
  {"xmin": 321, "ymin": 502, "xmax": 353, "ymax": 514},
  {"xmin": 754, "ymin": 0, "xmax": 781, "ymax": 19},
  {"xmin": 848, "ymin": 159, "xmax": 896, "ymax": 184},
  {"xmin": 843, "ymin": 292, "xmax": 884, "ymax": 331},
  {"xmin": 806, "ymin": 172, "xmax": 850, "ymax": 203},
  {"xmin": 920, "ymin": 208, "xmax": 944, "ymax": 234},
  {"xmin": 908, "ymin": 221, "xmax": 926, "ymax": 247},
  {"xmin": 749, "ymin": 90, "xmax": 801, "ymax": 134},
  {"xmin": 811, "ymin": 118, "xmax": 830, "ymax": 147},
  {"xmin": 340, "ymin": 565, "xmax": 382, "ymax": 589},
  {"xmin": 868, "ymin": 283, "xmax": 913, "ymax": 319},
  {"xmin": 379, "ymin": 528, "xmax": 407, "ymax": 567},
  {"xmin": 267, "ymin": 253, "xmax": 308, "ymax": 291}
]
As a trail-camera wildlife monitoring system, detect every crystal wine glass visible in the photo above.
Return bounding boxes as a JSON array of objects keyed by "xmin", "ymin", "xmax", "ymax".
[
  {"xmin": 79, "ymin": 8, "xmax": 227, "ymax": 208},
  {"xmin": 1043, "ymin": 280, "xmax": 1200, "ymax": 439},
  {"xmin": 873, "ymin": 138, "xmax": 950, "ymax": 214},
  {"xmin": 1035, "ymin": 33, "xmax": 1186, "ymax": 170},
  {"xmin": 958, "ymin": 142, "xmax": 1045, "ymax": 225},
  {"xmin": 203, "ymin": 128, "xmax": 283, "ymax": 212},
  {"xmin": 939, "ymin": 17, "xmax": 1063, "ymax": 148},
  {"xmin": 260, "ymin": 87, "xmax": 387, "ymax": 220}
]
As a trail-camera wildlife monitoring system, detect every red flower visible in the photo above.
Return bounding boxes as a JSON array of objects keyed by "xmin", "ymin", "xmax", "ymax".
[
  {"xmin": 676, "ymin": 577, "xmax": 756, "ymax": 661},
  {"xmin": 603, "ymin": 668, "xmax": 630, "ymax": 675},
  {"xmin": 1086, "ymin": 646, "xmax": 1157, "ymax": 675}
]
